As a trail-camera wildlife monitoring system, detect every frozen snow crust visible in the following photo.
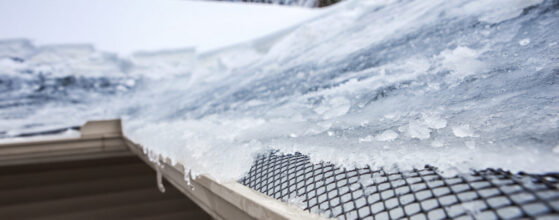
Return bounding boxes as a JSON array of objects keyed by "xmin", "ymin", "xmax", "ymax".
[{"xmin": 1, "ymin": 0, "xmax": 559, "ymax": 181}]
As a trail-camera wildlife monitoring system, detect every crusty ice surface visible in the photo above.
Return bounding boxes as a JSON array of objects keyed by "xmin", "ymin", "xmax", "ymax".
[
  {"xmin": 126, "ymin": 0, "xmax": 559, "ymax": 180},
  {"xmin": 1, "ymin": 0, "xmax": 558, "ymax": 181}
]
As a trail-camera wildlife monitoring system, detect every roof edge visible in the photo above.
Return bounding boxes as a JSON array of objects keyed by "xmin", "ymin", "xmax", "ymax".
[
  {"xmin": 124, "ymin": 136, "xmax": 327, "ymax": 220},
  {"xmin": 0, "ymin": 119, "xmax": 328, "ymax": 220}
]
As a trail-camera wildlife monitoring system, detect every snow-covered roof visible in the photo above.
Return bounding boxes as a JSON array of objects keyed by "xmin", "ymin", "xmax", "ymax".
[{"xmin": 1, "ymin": 0, "xmax": 558, "ymax": 218}]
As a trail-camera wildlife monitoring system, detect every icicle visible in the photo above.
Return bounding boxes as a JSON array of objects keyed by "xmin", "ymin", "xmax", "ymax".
[
  {"xmin": 183, "ymin": 169, "xmax": 195, "ymax": 190},
  {"xmin": 156, "ymin": 166, "xmax": 166, "ymax": 193}
]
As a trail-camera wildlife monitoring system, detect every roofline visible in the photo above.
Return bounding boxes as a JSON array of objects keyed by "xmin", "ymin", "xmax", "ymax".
[{"xmin": 0, "ymin": 119, "xmax": 327, "ymax": 220}]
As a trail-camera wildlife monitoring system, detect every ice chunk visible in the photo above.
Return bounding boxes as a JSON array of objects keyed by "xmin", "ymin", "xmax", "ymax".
[
  {"xmin": 519, "ymin": 38, "xmax": 531, "ymax": 46},
  {"xmin": 314, "ymin": 96, "xmax": 351, "ymax": 119},
  {"xmin": 359, "ymin": 135, "xmax": 374, "ymax": 143},
  {"xmin": 407, "ymin": 121, "xmax": 431, "ymax": 140},
  {"xmin": 423, "ymin": 114, "xmax": 447, "ymax": 129},
  {"xmin": 439, "ymin": 46, "xmax": 487, "ymax": 80},
  {"xmin": 452, "ymin": 125, "xmax": 477, "ymax": 138},
  {"xmin": 375, "ymin": 130, "xmax": 399, "ymax": 141},
  {"xmin": 287, "ymin": 195, "xmax": 307, "ymax": 209}
]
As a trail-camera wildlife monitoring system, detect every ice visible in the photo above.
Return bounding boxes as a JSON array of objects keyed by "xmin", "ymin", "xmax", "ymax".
[
  {"xmin": 431, "ymin": 140, "xmax": 444, "ymax": 148},
  {"xmin": 287, "ymin": 195, "xmax": 307, "ymax": 209},
  {"xmin": 423, "ymin": 114, "xmax": 447, "ymax": 130},
  {"xmin": 125, "ymin": 0, "xmax": 559, "ymax": 178},
  {"xmin": 452, "ymin": 125, "xmax": 477, "ymax": 138},
  {"xmin": 358, "ymin": 135, "xmax": 374, "ymax": 143},
  {"xmin": 1, "ymin": 0, "xmax": 559, "ymax": 183},
  {"xmin": 359, "ymin": 175, "xmax": 376, "ymax": 195},
  {"xmin": 375, "ymin": 130, "xmax": 398, "ymax": 142},
  {"xmin": 156, "ymin": 168, "xmax": 166, "ymax": 193},
  {"xmin": 129, "ymin": 48, "xmax": 196, "ymax": 79},
  {"xmin": 455, "ymin": 0, "xmax": 543, "ymax": 24},
  {"xmin": 519, "ymin": 38, "xmax": 531, "ymax": 46},
  {"xmin": 439, "ymin": 46, "xmax": 487, "ymax": 81},
  {"xmin": 406, "ymin": 121, "xmax": 432, "ymax": 140},
  {"xmin": 314, "ymin": 96, "xmax": 351, "ymax": 119}
]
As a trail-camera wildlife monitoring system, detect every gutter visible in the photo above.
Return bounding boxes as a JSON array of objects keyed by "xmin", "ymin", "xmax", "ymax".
[{"xmin": 0, "ymin": 119, "xmax": 327, "ymax": 220}]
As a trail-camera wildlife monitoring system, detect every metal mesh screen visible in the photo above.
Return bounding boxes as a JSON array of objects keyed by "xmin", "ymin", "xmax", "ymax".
[{"xmin": 240, "ymin": 152, "xmax": 559, "ymax": 220}]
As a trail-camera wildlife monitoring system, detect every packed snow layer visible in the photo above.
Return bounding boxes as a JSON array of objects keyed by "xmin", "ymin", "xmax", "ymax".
[{"xmin": 1, "ymin": 0, "xmax": 558, "ymax": 181}]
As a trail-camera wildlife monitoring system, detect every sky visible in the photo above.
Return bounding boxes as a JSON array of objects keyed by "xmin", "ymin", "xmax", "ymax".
[{"xmin": 0, "ymin": 0, "xmax": 318, "ymax": 55}]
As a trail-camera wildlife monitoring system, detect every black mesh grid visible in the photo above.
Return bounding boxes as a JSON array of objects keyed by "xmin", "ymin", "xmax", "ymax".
[{"xmin": 240, "ymin": 152, "xmax": 559, "ymax": 220}]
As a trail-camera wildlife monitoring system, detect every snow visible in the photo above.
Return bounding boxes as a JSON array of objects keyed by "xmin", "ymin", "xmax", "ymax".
[
  {"xmin": 431, "ymin": 140, "xmax": 444, "ymax": 148},
  {"xmin": 358, "ymin": 174, "xmax": 376, "ymax": 195},
  {"xmin": 0, "ymin": 129, "xmax": 80, "ymax": 144},
  {"xmin": 286, "ymin": 194, "xmax": 307, "ymax": 209},
  {"xmin": 375, "ymin": 130, "xmax": 398, "ymax": 142},
  {"xmin": 314, "ymin": 96, "xmax": 351, "ymax": 120},
  {"xmin": 452, "ymin": 125, "xmax": 477, "ymax": 138},
  {"xmin": 1, "ymin": 0, "xmax": 559, "ymax": 183},
  {"xmin": 439, "ymin": 46, "xmax": 487, "ymax": 81},
  {"xmin": 454, "ymin": 0, "xmax": 544, "ymax": 24},
  {"xmin": 519, "ymin": 38, "xmax": 531, "ymax": 46},
  {"xmin": 129, "ymin": 48, "xmax": 196, "ymax": 80},
  {"xmin": 406, "ymin": 121, "xmax": 432, "ymax": 140}
]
